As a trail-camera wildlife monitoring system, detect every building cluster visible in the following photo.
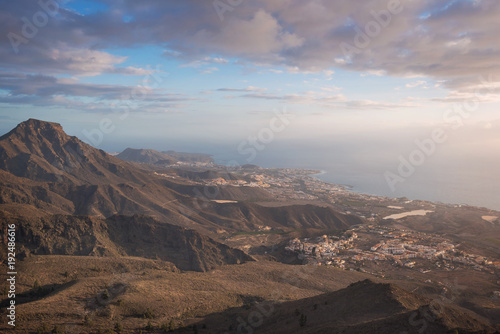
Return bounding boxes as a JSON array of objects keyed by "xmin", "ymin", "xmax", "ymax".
[
  {"xmin": 205, "ymin": 178, "xmax": 249, "ymax": 186},
  {"xmin": 205, "ymin": 168, "xmax": 327, "ymax": 200},
  {"xmin": 286, "ymin": 232, "xmax": 358, "ymax": 269},
  {"xmin": 286, "ymin": 225, "xmax": 499, "ymax": 275},
  {"xmin": 176, "ymin": 161, "xmax": 214, "ymax": 167},
  {"xmin": 244, "ymin": 169, "xmax": 346, "ymax": 201},
  {"xmin": 159, "ymin": 165, "xmax": 499, "ymax": 278}
]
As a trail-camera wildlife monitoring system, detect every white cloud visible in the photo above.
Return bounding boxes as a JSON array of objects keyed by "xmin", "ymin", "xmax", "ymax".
[
  {"xmin": 321, "ymin": 86, "xmax": 342, "ymax": 92},
  {"xmin": 406, "ymin": 80, "xmax": 427, "ymax": 88},
  {"xmin": 218, "ymin": 86, "xmax": 267, "ymax": 92},
  {"xmin": 200, "ymin": 67, "xmax": 219, "ymax": 74}
]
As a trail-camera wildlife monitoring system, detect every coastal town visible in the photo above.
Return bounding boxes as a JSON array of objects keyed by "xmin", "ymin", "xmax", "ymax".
[
  {"xmin": 202, "ymin": 165, "xmax": 392, "ymax": 206},
  {"xmin": 154, "ymin": 164, "xmax": 500, "ymax": 282},
  {"xmin": 285, "ymin": 225, "xmax": 500, "ymax": 277}
]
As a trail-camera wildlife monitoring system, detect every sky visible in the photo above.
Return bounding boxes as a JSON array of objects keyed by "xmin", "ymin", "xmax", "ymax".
[{"xmin": 1, "ymin": 0, "xmax": 500, "ymax": 207}]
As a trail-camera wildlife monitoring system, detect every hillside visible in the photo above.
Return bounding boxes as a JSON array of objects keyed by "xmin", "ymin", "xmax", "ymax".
[
  {"xmin": 197, "ymin": 202, "xmax": 364, "ymax": 232},
  {"xmin": 163, "ymin": 150, "xmax": 213, "ymax": 163},
  {"xmin": 0, "ymin": 120, "xmax": 361, "ymax": 237},
  {"xmin": 188, "ymin": 279, "xmax": 495, "ymax": 333},
  {"xmin": 0, "ymin": 119, "xmax": 149, "ymax": 185},
  {"xmin": 0, "ymin": 256, "xmax": 376, "ymax": 334},
  {"xmin": 0, "ymin": 213, "xmax": 253, "ymax": 272},
  {"xmin": 0, "ymin": 119, "xmax": 498, "ymax": 333},
  {"xmin": 117, "ymin": 148, "xmax": 177, "ymax": 165}
]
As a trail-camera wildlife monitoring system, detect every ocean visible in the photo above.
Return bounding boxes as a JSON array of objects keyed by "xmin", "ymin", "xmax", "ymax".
[{"xmin": 210, "ymin": 142, "xmax": 500, "ymax": 211}]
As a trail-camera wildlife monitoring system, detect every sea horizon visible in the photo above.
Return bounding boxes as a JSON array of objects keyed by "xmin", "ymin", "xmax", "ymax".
[{"xmin": 212, "ymin": 150, "xmax": 500, "ymax": 212}]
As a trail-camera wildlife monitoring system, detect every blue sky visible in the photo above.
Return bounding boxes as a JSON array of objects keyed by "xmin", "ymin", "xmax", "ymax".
[
  {"xmin": 1, "ymin": 1, "xmax": 499, "ymax": 144},
  {"xmin": 0, "ymin": 1, "xmax": 499, "ymax": 191}
]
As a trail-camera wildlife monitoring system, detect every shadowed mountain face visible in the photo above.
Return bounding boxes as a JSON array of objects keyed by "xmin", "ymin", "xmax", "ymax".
[
  {"xmin": 0, "ymin": 119, "xmax": 363, "ymax": 236},
  {"xmin": 0, "ymin": 213, "xmax": 254, "ymax": 272},
  {"xmin": 0, "ymin": 119, "xmax": 497, "ymax": 333},
  {"xmin": 191, "ymin": 279, "xmax": 494, "ymax": 333}
]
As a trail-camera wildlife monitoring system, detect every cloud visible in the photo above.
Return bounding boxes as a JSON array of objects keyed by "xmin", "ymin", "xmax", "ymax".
[
  {"xmin": 266, "ymin": 69, "xmax": 284, "ymax": 74},
  {"xmin": 406, "ymin": 80, "xmax": 427, "ymax": 88},
  {"xmin": 178, "ymin": 56, "xmax": 229, "ymax": 68},
  {"xmin": 0, "ymin": 71, "xmax": 201, "ymax": 113},
  {"xmin": 217, "ymin": 86, "xmax": 267, "ymax": 92},
  {"xmin": 235, "ymin": 89, "xmax": 419, "ymax": 110},
  {"xmin": 2, "ymin": 0, "xmax": 500, "ymax": 93},
  {"xmin": 343, "ymin": 100, "xmax": 421, "ymax": 110},
  {"xmin": 0, "ymin": 2, "xmax": 152, "ymax": 77},
  {"xmin": 360, "ymin": 70, "xmax": 387, "ymax": 77},
  {"xmin": 240, "ymin": 93, "xmax": 285, "ymax": 100},
  {"xmin": 0, "ymin": 41, "xmax": 151, "ymax": 77},
  {"xmin": 191, "ymin": 9, "xmax": 304, "ymax": 58},
  {"xmin": 209, "ymin": 57, "xmax": 229, "ymax": 64},
  {"xmin": 321, "ymin": 86, "xmax": 342, "ymax": 92},
  {"xmin": 0, "ymin": 72, "xmax": 136, "ymax": 98},
  {"xmin": 200, "ymin": 67, "xmax": 219, "ymax": 74}
]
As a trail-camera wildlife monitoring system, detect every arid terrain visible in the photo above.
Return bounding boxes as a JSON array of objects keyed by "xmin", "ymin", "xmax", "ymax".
[{"xmin": 1, "ymin": 120, "xmax": 499, "ymax": 333}]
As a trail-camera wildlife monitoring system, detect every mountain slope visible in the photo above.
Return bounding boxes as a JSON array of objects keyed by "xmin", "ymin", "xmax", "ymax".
[
  {"xmin": 190, "ymin": 279, "xmax": 495, "ymax": 333},
  {"xmin": 0, "ymin": 213, "xmax": 254, "ymax": 272},
  {"xmin": 163, "ymin": 150, "xmax": 213, "ymax": 163},
  {"xmin": 117, "ymin": 147, "xmax": 177, "ymax": 165},
  {"xmin": 199, "ymin": 202, "xmax": 364, "ymax": 231},
  {"xmin": 0, "ymin": 119, "xmax": 363, "ymax": 237},
  {"xmin": 0, "ymin": 119, "xmax": 149, "ymax": 184},
  {"xmin": 0, "ymin": 119, "xmax": 222, "ymax": 232}
]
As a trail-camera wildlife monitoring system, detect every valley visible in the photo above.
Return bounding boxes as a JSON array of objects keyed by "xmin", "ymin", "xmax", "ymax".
[{"xmin": 0, "ymin": 120, "xmax": 499, "ymax": 333}]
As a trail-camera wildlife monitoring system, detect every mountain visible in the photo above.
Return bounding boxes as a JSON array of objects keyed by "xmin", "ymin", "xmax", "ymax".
[
  {"xmin": 162, "ymin": 150, "xmax": 213, "ymax": 163},
  {"xmin": 0, "ymin": 119, "xmax": 497, "ymax": 333},
  {"xmin": 0, "ymin": 119, "xmax": 151, "ymax": 185},
  {"xmin": 191, "ymin": 279, "xmax": 495, "ymax": 333},
  {"xmin": 117, "ymin": 147, "xmax": 177, "ymax": 165},
  {"xmin": 0, "ymin": 213, "xmax": 254, "ymax": 272},
  {"xmin": 0, "ymin": 119, "xmax": 216, "ymax": 230},
  {"xmin": 199, "ymin": 202, "xmax": 364, "ymax": 232},
  {"xmin": 170, "ymin": 168, "xmax": 241, "ymax": 181},
  {"xmin": 0, "ymin": 119, "xmax": 362, "ymax": 237}
]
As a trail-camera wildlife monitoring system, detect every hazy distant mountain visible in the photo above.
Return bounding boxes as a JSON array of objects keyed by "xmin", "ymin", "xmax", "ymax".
[
  {"xmin": 162, "ymin": 150, "xmax": 213, "ymax": 163},
  {"xmin": 115, "ymin": 148, "xmax": 213, "ymax": 166},
  {"xmin": 241, "ymin": 163, "xmax": 261, "ymax": 170},
  {"xmin": 117, "ymin": 147, "xmax": 177, "ymax": 165}
]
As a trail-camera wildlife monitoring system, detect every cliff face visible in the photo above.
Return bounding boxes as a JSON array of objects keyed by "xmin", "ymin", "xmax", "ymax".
[{"xmin": 0, "ymin": 213, "xmax": 254, "ymax": 272}]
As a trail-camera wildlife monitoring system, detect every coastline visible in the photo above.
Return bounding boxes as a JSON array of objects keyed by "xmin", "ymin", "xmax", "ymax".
[
  {"xmin": 307, "ymin": 168, "xmax": 499, "ymax": 212},
  {"xmin": 213, "ymin": 157, "xmax": 499, "ymax": 211}
]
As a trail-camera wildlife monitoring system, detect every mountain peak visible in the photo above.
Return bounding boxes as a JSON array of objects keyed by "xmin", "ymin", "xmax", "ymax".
[
  {"xmin": 0, "ymin": 119, "xmax": 138, "ymax": 184},
  {"xmin": 1, "ymin": 118, "xmax": 67, "ymax": 142},
  {"xmin": 24, "ymin": 118, "xmax": 62, "ymax": 128},
  {"xmin": 17, "ymin": 118, "xmax": 63, "ymax": 131},
  {"xmin": 21, "ymin": 117, "xmax": 63, "ymax": 131}
]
